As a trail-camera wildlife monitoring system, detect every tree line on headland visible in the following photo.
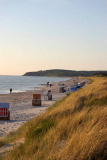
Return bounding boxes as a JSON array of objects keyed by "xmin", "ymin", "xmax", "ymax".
[{"xmin": 23, "ymin": 69, "xmax": 107, "ymax": 77}]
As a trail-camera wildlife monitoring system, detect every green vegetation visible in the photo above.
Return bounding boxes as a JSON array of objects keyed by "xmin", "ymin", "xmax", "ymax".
[
  {"xmin": 93, "ymin": 72, "xmax": 107, "ymax": 77},
  {"xmin": 1, "ymin": 77, "xmax": 107, "ymax": 160},
  {"xmin": 26, "ymin": 119, "xmax": 55, "ymax": 141},
  {"xmin": 23, "ymin": 69, "xmax": 107, "ymax": 77}
]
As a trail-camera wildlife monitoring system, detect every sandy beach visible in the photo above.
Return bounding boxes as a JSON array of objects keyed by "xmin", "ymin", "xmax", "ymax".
[{"xmin": 0, "ymin": 77, "xmax": 84, "ymax": 137}]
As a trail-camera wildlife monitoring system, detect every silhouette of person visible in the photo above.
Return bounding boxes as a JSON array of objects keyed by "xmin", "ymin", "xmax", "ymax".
[{"xmin": 10, "ymin": 88, "xmax": 12, "ymax": 94}]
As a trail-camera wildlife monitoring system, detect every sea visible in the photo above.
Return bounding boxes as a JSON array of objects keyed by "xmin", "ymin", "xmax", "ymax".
[{"xmin": 0, "ymin": 75, "xmax": 70, "ymax": 94}]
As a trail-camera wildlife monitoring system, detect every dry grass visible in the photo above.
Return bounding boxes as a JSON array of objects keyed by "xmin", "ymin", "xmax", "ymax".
[
  {"xmin": 0, "ymin": 140, "xmax": 5, "ymax": 148},
  {"xmin": 2, "ymin": 77, "xmax": 107, "ymax": 160}
]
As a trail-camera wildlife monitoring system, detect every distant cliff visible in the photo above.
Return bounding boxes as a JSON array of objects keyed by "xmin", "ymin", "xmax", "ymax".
[{"xmin": 23, "ymin": 69, "xmax": 107, "ymax": 77}]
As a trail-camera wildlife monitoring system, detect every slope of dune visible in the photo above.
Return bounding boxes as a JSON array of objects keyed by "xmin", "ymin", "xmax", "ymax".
[{"xmin": 2, "ymin": 77, "xmax": 107, "ymax": 160}]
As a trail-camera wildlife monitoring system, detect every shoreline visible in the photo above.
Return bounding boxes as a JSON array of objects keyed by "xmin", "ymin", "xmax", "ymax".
[
  {"xmin": 0, "ymin": 76, "xmax": 71, "ymax": 95},
  {"xmin": 0, "ymin": 77, "xmax": 71, "ymax": 96},
  {"xmin": 0, "ymin": 77, "xmax": 83, "ymax": 137}
]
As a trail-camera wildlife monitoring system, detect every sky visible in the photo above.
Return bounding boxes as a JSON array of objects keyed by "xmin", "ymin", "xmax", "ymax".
[{"xmin": 0, "ymin": 0, "xmax": 107, "ymax": 75}]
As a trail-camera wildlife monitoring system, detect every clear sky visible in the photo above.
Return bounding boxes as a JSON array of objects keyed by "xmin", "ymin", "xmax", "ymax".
[{"xmin": 0, "ymin": 0, "xmax": 107, "ymax": 75}]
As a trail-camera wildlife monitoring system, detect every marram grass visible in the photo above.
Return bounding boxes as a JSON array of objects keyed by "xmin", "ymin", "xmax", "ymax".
[{"xmin": 2, "ymin": 77, "xmax": 107, "ymax": 160}]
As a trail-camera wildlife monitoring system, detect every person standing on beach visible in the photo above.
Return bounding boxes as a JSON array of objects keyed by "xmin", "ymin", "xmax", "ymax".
[{"xmin": 10, "ymin": 88, "xmax": 12, "ymax": 94}]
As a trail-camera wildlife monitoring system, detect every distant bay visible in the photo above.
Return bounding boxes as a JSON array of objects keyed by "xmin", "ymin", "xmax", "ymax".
[{"xmin": 0, "ymin": 75, "xmax": 70, "ymax": 94}]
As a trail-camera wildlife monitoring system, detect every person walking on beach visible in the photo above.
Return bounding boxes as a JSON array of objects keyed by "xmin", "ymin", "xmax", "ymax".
[{"xmin": 10, "ymin": 88, "xmax": 12, "ymax": 94}]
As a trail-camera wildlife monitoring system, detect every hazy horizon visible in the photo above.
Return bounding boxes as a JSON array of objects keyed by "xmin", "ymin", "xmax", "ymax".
[{"xmin": 0, "ymin": 0, "xmax": 107, "ymax": 75}]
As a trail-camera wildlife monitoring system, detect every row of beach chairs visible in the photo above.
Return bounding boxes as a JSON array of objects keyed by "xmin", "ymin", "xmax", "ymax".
[
  {"xmin": 59, "ymin": 81, "xmax": 86, "ymax": 93},
  {"xmin": 0, "ymin": 91, "xmax": 53, "ymax": 120},
  {"xmin": 32, "ymin": 90, "xmax": 52, "ymax": 106},
  {"xmin": 0, "ymin": 81, "xmax": 86, "ymax": 121}
]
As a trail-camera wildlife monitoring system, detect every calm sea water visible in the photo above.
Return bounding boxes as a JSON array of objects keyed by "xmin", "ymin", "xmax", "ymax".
[{"xmin": 0, "ymin": 76, "xmax": 70, "ymax": 94}]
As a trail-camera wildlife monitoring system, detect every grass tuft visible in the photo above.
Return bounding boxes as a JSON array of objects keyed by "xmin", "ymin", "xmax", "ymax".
[{"xmin": 26, "ymin": 119, "xmax": 55, "ymax": 141}]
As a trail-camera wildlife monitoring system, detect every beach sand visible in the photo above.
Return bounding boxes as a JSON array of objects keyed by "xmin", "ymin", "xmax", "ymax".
[{"xmin": 0, "ymin": 77, "xmax": 84, "ymax": 137}]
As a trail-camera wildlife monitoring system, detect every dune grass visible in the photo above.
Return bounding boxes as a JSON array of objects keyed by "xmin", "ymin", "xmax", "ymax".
[{"xmin": 1, "ymin": 77, "xmax": 107, "ymax": 160}]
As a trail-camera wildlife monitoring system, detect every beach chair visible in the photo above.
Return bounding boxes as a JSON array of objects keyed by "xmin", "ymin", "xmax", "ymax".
[
  {"xmin": 48, "ymin": 90, "xmax": 52, "ymax": 100},
  {"xmin": 59, "ymin": 87, "xmax": 66, "ymax": 93},
  {"xmin": 32, "ymin": 94, "xmax": 41, "ymax": 106},
  {"xmin": 70, "ymin": 85, "xmax": 78, "ymax": 93},
  {"xmin": 44, "ymin": 91, "xmax": 48, "ymax": 101},
  {"xmin": 44, "ymin": 90, "xmax": 52, "ymax": 100},
  {"xmin": 0, "ymin": 103, "xmax": 10, "ymax": 120}
]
